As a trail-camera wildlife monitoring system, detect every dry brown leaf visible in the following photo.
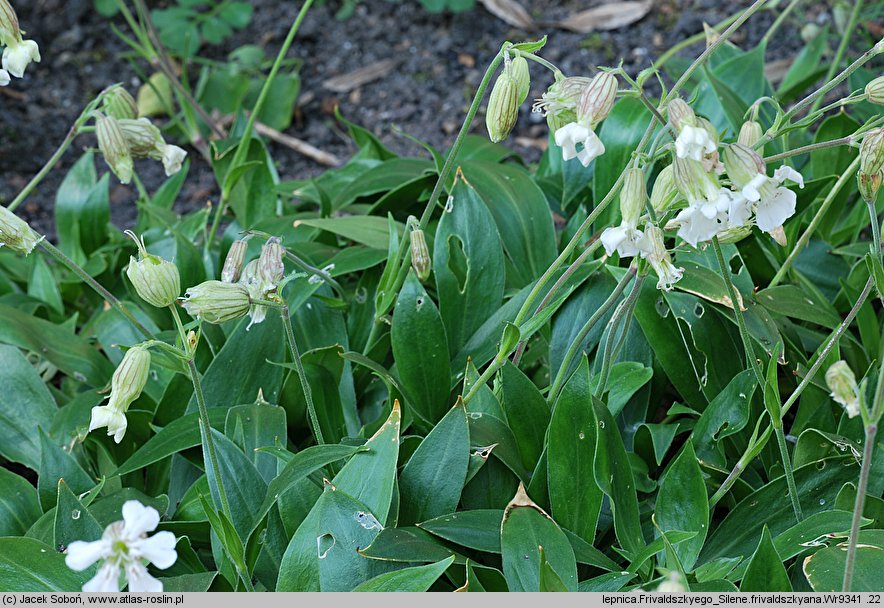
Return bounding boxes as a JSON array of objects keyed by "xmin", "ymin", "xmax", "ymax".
[
  {"xmin": 478, "ymin": 0, "xmax": 535, "ymax": 29},
  {"xmin": 556, "ymin": 0, "xmax": 653, "ymax": 33},
  {"xmin": 764, "ymin": 58, "xmax": 793, "ymax": 86},
  {"xmin": 322, "ymin": 59, "xmax": 399, "ymax": 93}
]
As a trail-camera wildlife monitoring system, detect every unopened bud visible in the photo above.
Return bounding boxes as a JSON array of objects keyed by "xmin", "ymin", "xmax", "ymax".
[
  {"xmin": 825, "ymin": 360, "xmax": 860, "ymax": 418},
  {"xmin": 738, "ymin": 120, "xmax": 764, "ymax": 151},
  {"xmin": 673, "ymin": 156, "xmax": 720, "ymax": 203},
  {"xmin": 866, "ymin": 76, "xmax": 884, "ymax": 105},
  {"xmin": 619, "ymin": 168, "xmax": 647, "ymax": 226},
  {"xmin": 650, "ymin": 164, "xmax": 679, "ymax": 213},
  {"xmin": 108, "ymin": 346, "xmax": 151, "ymax": 412},
  {"xmin": 722, "ymin": 144, "xmax": 765, "ymax": 190},
  {"xmin": 96, "ymin": 113, "xmax": 134, "ymax": 184},
  {"xmin": 716, "ymin": 224, "xmax": 753, "ymax": 244},
  {"xmin": 124, "ymin": 231, "xmax": 180, "ymax": 308},
  {"xmin": 576, "ymin": 71, "xmax": 618, "ymax": 127},
  {"xmin": 486, "ymin": 71, "xmax": 520, "ymax": 143},
  {"xmin": 858, "ymin": 169, "xmax": 882, "ymax": 205},
  {"xmin": 0, "ymin": 204, "xmax": 43, "ymax": 255},
  {"xmin": 410, "ymin": 227, "xmax": 431, "ymax": 282},
  {"xmin": 102, "ymin": 87, "xmax": 139, "ymax": 120},
  {"xmin": 222, "ymin": 239, "xmax": 248, "ymax": 283},
  {"xmin": 0, "ymin": 0, "xmax": 20, "ymax": 46},
  {"xmin": 258, "ymin": 237, "xmax": 285, "ymax": 291},
  {"xmin": 860, "ymin": 128, "xmax": 884, "ymax": 176},
  {"xmin": 180, "ymin": 280, "xmax": 251, "ymax": 324},
  {"xmin": 667, "ymin": 98, "xmax": 695, "ymax": 131},
  {"xmin": 509, "ymin": 55, "xmax": 530, "ymax": 104},
  {"xmin": 643, "ymin": 224, "xmax": 683, "ymax": 291}
]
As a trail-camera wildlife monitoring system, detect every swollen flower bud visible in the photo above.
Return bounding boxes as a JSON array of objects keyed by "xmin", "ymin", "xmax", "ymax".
[
  {"xmin": 858, "ymin": 169, "xmax": 882, "ymax": 205},
  {"xmin": 667, "ymin": 98, "xmax": 695, "ymax": 131},
  {"xmin": 643, "ymin": 225, "xmax": 683, "ymax": 291},
  {"xmin": 722, "ymin": 144, "xmax": 765, "ymax": 190},
  {"xmin": 258, "ymin": 237, "xmax": 285, "ymax": 291},
  {"xmin": 221, "ymin": 239, "xmax": 248, "ymax": 283},
  {"xmin": 96, "ymin": 113, "xmax": 134, "ymax": 184},
  {"xmin": 509, "ymin": 55, "xmax": 530, "ymax": 104},
  {"xmin": 738, "ymin": 120, "xmax": 764, "ymax": 150},
  {"xmin": 619, "ymin": 168, "xmax": 647, "ymax": 227},
  {"xmin": 89, "ymin": 345, "xmax": 151, "ymax": 443},
  {"xmin": 860, "ymin": 128, "xmax": 884, "ymax": 176},
  {"xmin": 180, "ymin": 281, "xmax": 251, "ymax": 324},
  {"xmin": 866, "ymin": 76, "xmax": 884, "ymax": 105},
  {"xmin": 673, "ymin": 156, "xmax": 721, "ymax": 204},
  {"xmin": 576, "ymin": 71, "xmax": 618, "ymax": 128},
  {"xmin": 825, "ymin": 360, "xmax": 860, "ymax": 418},
  {"xmin": 124, "ymin": 231, "xmax": 180, "ymax": 308},
  {"xmin": 485, "ymin": 70, "xmax": 520, "ymax": 143},
  {"xmin": 117, "ymin": 118, "xmax": 187, "ymax": 177},
  {"xmin": 0, "ymin": 0, "xmax": 20, "ymax": 46},
  {"xmin": 409, "ymin": 227, "xmax": 431, "ymax": 282},
  {"xmin": 102, "ymin": 87, "xmax": 139, "ymax": 120},
  {"xmin": 0, "ymin": 204, "xmax": 43, "ymax": 255},
  {"xmin": 650, "ymin": 164, "xmax": 679, "ymax": 213}
]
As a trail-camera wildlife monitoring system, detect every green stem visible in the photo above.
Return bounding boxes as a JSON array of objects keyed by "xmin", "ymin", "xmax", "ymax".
[
  {"xmin": 810, "ymin": 0, "xmax": 864, "ymax": 115},
  {"xmin": 594, "ymin": 273, "xmax": 644, "ymax": 399},
  {"xmin": 843, "ymin": 422, "xmax": 877, "ymax": 591},
  {"xmin": 653, "ymin": 11, "xmax": 743, "ymax": 68},
  {"xmin": 207, "ymin": 0, "xmax": 314, "ymax": 252},
  {"xmin": 868, "ymin": 200, "xmax": 882, "ymax": 259},
  {"xmin": 769, "ymin": 157, "xmax": 861, "ymax": 288},
  {"xmin": 710, "ymin": 424, "xmax": 773, "ymax": 507},
  {"xmin": 774, "ymin": 422, "xmax": 803, "ymax": 522},
  {"xmin": 39, "ymin": 241, "xmax": 154, "ymax": 340},
  {"xmin": 762, "ymin": 136, "xmax": 853, "ymax": 164},
  {"xmin": 169, "ymin": 304, "xmax": 190, "ymax": 353},
  {"xmin": 186, "ymin": 358, "xmax": 232, "ymax": 520},
  {"xmin": 280, "ymin": 304, "xmax": 325, "ymax": 445},
  {"xmin": 548, "ymin": 266, "xmax": 636, "ymax": 404},
  {"xmin": 712, "ymin": 238, "xmax": 764, "ymax": 383},
  {"xmin": 762, "ymin": 0, "xmax": 803, "ymax": 44}
]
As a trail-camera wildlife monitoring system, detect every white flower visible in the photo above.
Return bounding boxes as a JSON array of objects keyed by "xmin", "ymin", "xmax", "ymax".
[
  {"xmin": 739, "ymin": 165, "xmax": 804, "ymax": 233},
  {"xmin": 159, "ymin": 144, "xmax": 186, "ymax": 176},
  {"xmin": 672, "ymin": 188, "xmax": 734, "ymax": 247},
  {"xmin": 554, "ymin": 122, "xmax": 605, "ymax": 167},
  {"xmin": 2, "ymin": 38, "xmax": 39, "ymax": 78},
  {"xmin": 656, "ymin": 571, "xmax": 687, "ymax": 593},
  {"xmin": 89, "ymin": 405, "xmax": 128, "ymax": 444},
  {"xmin": 601, "ymin": 224, "xmax": 646, "ymax": 258},
  {"xmin": 642, "ymin": 225, "xmax": 683, "ymax": 291},
  {"xmin": 675, "ymin": 124, "xmax": 716, "ymax": 162},
  {"xmin": 65, "ymin": 501, "xmax": 177, "ymax": 593},
  {"xmin": 0, "ymin": 68, "xmax": 8, "ymax": 86}
]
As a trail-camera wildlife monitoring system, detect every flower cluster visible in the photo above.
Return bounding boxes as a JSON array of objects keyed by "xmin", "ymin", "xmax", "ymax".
[
  {"xmin": 65, "ymin": 501, "xmax": 177, "ymax": 592},
  {"xmin": 0, "ymin": 0, "xmax": 39, "ymax": 87}
]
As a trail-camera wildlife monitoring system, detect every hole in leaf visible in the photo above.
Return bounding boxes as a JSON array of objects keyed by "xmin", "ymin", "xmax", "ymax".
[
  {"xmin": 446, "ymin": 235, "xmax": 469, "ymax": 293},
  {"xmin": 317, "ymin": 533, "xmax": 336, "ymax": 559}
]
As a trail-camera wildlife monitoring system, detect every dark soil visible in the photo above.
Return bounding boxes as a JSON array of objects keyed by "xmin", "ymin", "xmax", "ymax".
[{"xmin": 0, "ymin": 0, "xmax": 837, "ymax": 236}]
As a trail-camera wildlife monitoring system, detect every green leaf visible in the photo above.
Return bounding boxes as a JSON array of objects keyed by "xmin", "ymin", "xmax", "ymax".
[
  {"xmin": 277, "ymin": 485, "xmax": 395, "ymax": 591},
  {"xmin": 351, "ymin": 556, "xmax": 454, "ymax": 591},
  {"xmin": 548, "ymin": 357, "xmax": 602, "ymax": 544},
  {"xmin": 656, "ymin": 441, "xmax": 708, "ymax": 571},
  {"xmin": 0, "ymin": 345, "xmax": 58, "ymax": 469},
  {"xmin": 500, "ymin": 485, "xmax": 577, "ymax": 592},
  {"xmin": 391, "ymin": 273, "xmax": 451, "ymax": 423},
  {"xmin": 0, "ymin": 538, "xmax": 89, "ymax": 591},
  {"xmin": 804, "ymin": 545, "xmax": 884, "ymax": 592},
  {"xmin": 434, "ymin": 175, "xmax": 505, "ymax": 356},
  {"xmin": 225, "ymin": 401, "xmax": 287, "ymax": 483},
  {"xmin": 501, "ymin": 361, "xmax": 550, "ymax": 473},
  {"xmin": 37, "ymin": 429, "xmax": 94, "ymax": 511},
  {"xmin": 54, "ymin": 480, "xmax": 103, "ymax": 552},
  {"xmin": 418, "ymin": 510, "xmax": 502, "ymax": 554},
  {"xmin": 740, "ymin": 525, "xmax": 792, "ymax": 591},
  {"xmin": 54, "ymin": 152, "xmax": 109, "ymax": 258},
  {"xmin": 398, "ymin": 400, "xmax": 470, "ymax": 525},
  {"xmin": 777, "ymin": 26, "xmax": 828, "ymax": 101},
  {"xmin": 331, "ymin": 402, "xmax": 401, "ymax": 525},
  {"xmin": 295, "ymin": 216, "xmax": 402, "ymax": 250},
  {"xmin": 538, "ymin": 546, "xmax": 569, "ymax": 592},
  {"xmin": 756, "ymin": 285, "xmax": 842, "ymax": 329},
  {"xmin": 691, "ymin": 370, "xmax": 757, "ymax": 467},
  {"xmin": 358, "ymin": 527, "xmax": 460, "ymax": 563},
  {"xmin": 114, "ymin": 410, "xmax": 227, "ymax": 476},
  {"xmin": 0, "ymin": 468, "xmax": 41, "ymax": 537},
  {"xmin": 811, "ymin": 113, "xmax": 860, "ymax": 180},
  {"xmin": 578, "ymin": 572, "xmax": 634, "ymax": 592}
]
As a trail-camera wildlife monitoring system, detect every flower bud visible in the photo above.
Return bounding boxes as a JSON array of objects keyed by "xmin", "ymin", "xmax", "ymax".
[
  {"xmin": 96, "ymin": 113, "xmax": 134, "ymax": 184},
  {"xmin": 673, "ymin": 156, "xmax": 720, "ymax": 204},
  {"xmin": 118, "ymin": 117, "xmax": 187, "ymax": 177},
  {"xmin": 716, "ymin": 224, "xmax": 753, "ymax": 244},
  {"xmin": 532, "ymin": 76, "xmax": 591, "ymax": 131},
  {"xmin": 657, "ymin": 572, "xmax": 687, "ymax": 593},
  {"xmin": 0, "ymin": 204, "xmax": 43, "ymax": 255},
  {"xmin": 102, "ymin": 87, "xmax": 139, "ymax": 120},
  {"xmin": 410, "ymin": 227, "xmax": 431, "ymax": 282},
  {"xmin": 124, "ymin": 231, "xmax": 180, "ymax": 308},
  {"xmin": 738, "ymin": 120, "xmax": 764, "ymax": 150},
  {"xmin": 866, "ymin": 76, "xmax": 884, "ymax": 106},
  {"xmin": 509, "ymin": 55, "xmax": 530, "ymax": 104},
  {"xmin": 825, "ymin": 360, "xmax": 860, "ymax": 418},
  {"xmin": 858, "ymin": 168, "xmax": 882, "ymax": 205},
  {"xmin": 107, "ymin": 346, "xmax": 151, "ymax": 412},
  {"xmin": 722, "ymin": 144, "xmax": 765, "ymax": 190},
  {"xmin": 0, "ymin": 0, "xmax": 20, "ymax": 46},
  {"xmin": 258, "ymin": 237, "xmax": 285, "ymax": 291},
  {"xmin": 619, "ymin": 168, "xmax": 647, "ymax": 227},
  {"xmin": 576, "ymin": 71, "xmax": 618, "ymax": 128},
  {"xmin": 860, "ymin": 128, "xmax": 884, "ymax": 176},
  {"xmin": 643, "ymin": 225, "xmax": 683, "ymax": 291},
  {"xmin": 667, "ymin": 98, "xmax": 696, "ymax": 131},
  {"xmin": 239, "ymin": 259, "xmax": 268, "ymax": 329},
  {"xmin": 650, "ymin": 164, "xmax": 679, "ymax": 213},
  {"xmin": 180, "ymin": 280, "xmax": 251, "ymax": 324},
  {"xmin": 485, "ymin": 71, "xmax": 520, "ymax": 143},
  {"xmin": 222, "ymin": 239, "xmax": 248, "ymax": 283}
]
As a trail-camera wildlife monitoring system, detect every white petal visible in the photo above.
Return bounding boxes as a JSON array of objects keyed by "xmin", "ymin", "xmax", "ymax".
[
  {"xmin": 756, "ymin": 187, "xmax": 796, "ymax": 232},
  {"xmin": 122, "ymin": 501, "xmax": 160, "ymax": 538},
  {"xmin": 740, "ymin": 173, "xmax": 767, "ymax": 202},
  {"xmin": 65, "ymin": 540, "xmax": 111, "ymax": 571},
  {"xmin": 0, "ymin": 69, "xmax": 9, "ymax": 86},
  {"xmin": 89, "ymin": 405, "xmax": 128, "ymax": 443},
  {"xmin": 554, "ymin": 123, "xmax": 590, "ymax": 162},
  {"xmin": 131, "ymin": 532, "xmax": 177, "ymax": 569},
  {"xmin": 82, "ymin": 563, "xmax": 120, "ymax": 593},
  {"xmin": 576, "ymin": 129, "xmax": 605, "ymax": 167},
  {"xmin": 2, "ymin": 39, "xmax": 40, "ymax": 78},
  {"xmin": 675, "ymin": 125, "xmax": 714, "ymax": 162},
  {"xmin": 773, "ymin": 165, "xmax": 804, "ymax": 188},
  {"xmin": 600, "ymin": 226, "xmax": 627, "ymax": 256},
  {"xmin": 125, "ymin": 562, "xmax": 163, "ymax": 593},
  {"xmin": 161, "ymin": 145, "xmax": 187, "ymax": 176},
  {"xmin": 727, "ymin": 193, "xmax": 753, "ymax": 228},
  {"xmin": 675, "ymin": 205, "xmax": 725, "ymax": 246}
]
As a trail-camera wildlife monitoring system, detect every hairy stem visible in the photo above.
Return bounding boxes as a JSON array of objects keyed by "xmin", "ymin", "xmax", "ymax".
[
  {"xmin": 774, "ymin": 422, "xmax": 804, "ymax": 522},
  {"xmin": 594, "ymin": 273, "xmax": 644, "ymax": 398},
  {"xmin": 843, "ymin": 423, "xmax": 877, "ymax": 591},
  {"xmin": 762, "ymin": 136, "xmax": 853, "ymax": 164}
]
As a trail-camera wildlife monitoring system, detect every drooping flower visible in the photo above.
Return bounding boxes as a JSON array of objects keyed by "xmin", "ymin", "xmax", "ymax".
[
  {"xmin": 117, "ymin": 118, "xmax": 187, "ymax": 177},
  {"xmin": 2, "ymin": 37, "xmax": 39, "ymax": 78},
  {"xmin": 125, "ymin": 231, "xmax": 180, "ymax": 309},
  {"xmin": 825, "ymin": 360, "xmax": 860, "ymax": 419},
  {"xmin": 89, "ymin": 346, "xmax": 151, "ymax": 443},
  {"xmin": 554, "ymin": 122, "xmax": 605, "ymax": 167},
  {"xmin": 0, "ymin": 204, "xmax": 43, "ymax": 254},
  {"xmin": 65, "ymin": 501, "xmax": 177, "ymax": 592},
  {"xmin": 670, "ymin": 156, "xmax": 734, "ymax": 246},
  {"xmin": 601, "ymin": 167, "xmax": 646, "ymax": 257},
  {"xmin": 668, "ymin": 98, "xmax": 717, "ymax": 164},
  {"xmin": 642, "ymin": 225, "xmax": 683, "ymax": 291}
]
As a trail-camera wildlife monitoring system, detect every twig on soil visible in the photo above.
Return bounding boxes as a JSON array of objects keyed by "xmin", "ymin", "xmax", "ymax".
[{"xmin": 215, "ymin": 114, "xmax": 341, "ymax": 167}]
